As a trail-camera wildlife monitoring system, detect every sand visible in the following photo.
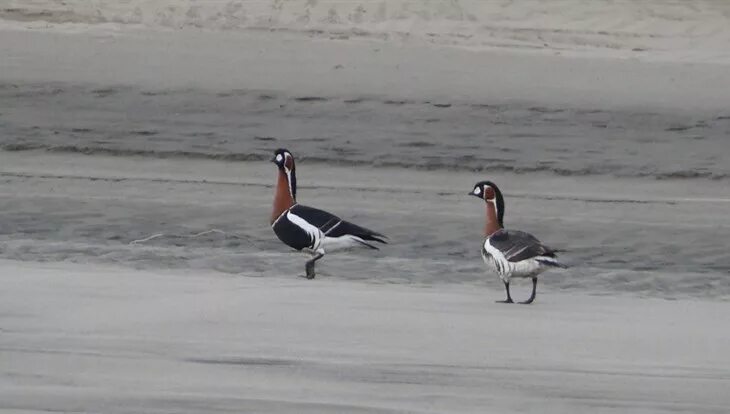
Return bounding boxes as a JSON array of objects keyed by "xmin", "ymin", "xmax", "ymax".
[
  {"xmin": 2, "ymin": 260, "xmax": 729, "ymax": 413},
  {"xmin": 2, "ymin": 23, "xmax": 730, "ymax": 113},
  {"xmin": 1, "ymin": 150, "xmax": 728, "ymax": 298},
  {"xmin": 3, "ymin": 0, "xmax": 730, "ymax": 64},
  {"xmin": 1, "ymin": 1, "xmax": 730, "ymax": 412}
]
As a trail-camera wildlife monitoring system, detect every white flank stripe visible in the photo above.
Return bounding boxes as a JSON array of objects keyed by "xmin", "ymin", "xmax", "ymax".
[
  {"xmin": 484, "ymin": 238, "xmax": 511, "ymax": 277},
  {"xmin": 287, "ymin": 211, "xmax": 322, "ymax": 250}
]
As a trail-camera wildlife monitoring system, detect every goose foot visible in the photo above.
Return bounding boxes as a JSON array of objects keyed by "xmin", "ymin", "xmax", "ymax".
[
  {"xmin": 518, "ymin": 277, "xmax": 538, "ymax": 305},
  {"xmin": 496, "ymin": 281, "xmax": 514, "ymax": 303},
  {"xmin": 304, "ymin": 252, "xmax": 324, "ymax": 279}
]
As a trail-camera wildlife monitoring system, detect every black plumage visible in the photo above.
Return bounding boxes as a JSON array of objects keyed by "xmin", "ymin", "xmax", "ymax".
[
  {"xmin": 272, "ymin": 204, "xmax": 386, "ymax": 251},
  {"xmin": 292, "ymin": 205, "xmax": 386, "ymax": 246}
]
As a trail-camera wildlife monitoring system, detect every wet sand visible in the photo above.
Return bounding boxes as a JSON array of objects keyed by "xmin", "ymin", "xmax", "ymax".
[{"xmin": 1, "ymin": 151, "xmax": 728, "ymax": 297}]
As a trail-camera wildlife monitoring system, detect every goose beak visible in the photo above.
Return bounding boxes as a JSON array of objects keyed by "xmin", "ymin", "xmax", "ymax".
[{"xmin": 269, "ymin": 156, "xmax": 277, "ymax": 163}]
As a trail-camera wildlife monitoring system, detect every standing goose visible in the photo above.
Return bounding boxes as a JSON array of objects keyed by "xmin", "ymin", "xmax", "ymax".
[
  {"xmin": 469, "ymin": 181, "xmax": 567, "ymax": 304},
  {"xmin": 270, "ymin": 148, "xmax": 386, "ymax": 279}
]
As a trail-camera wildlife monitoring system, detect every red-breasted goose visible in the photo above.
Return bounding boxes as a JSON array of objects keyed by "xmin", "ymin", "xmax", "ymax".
[
  {"xmin": 469, "ymin": 181, "xmax": 567, "ymax": 304},
  {"xmin": 270, "ymin": 149, "xmax": 386, "ymax": 279}
]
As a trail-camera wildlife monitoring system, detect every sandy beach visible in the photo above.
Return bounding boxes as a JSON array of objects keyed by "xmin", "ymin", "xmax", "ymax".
[
  {"xmin": 1, "ymin": 1, "xmax": 729, "ymax": 412},
  {"xmin": 2, "ymin": 260, "xmax": 729, "ymax": 413}
]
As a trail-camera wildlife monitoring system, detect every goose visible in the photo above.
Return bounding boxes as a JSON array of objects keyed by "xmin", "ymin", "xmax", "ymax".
[
  {"xmin": 270, "ymin": 148, "xmax": 386, "ymax": 278},
  {"xmin": 469, "ymin": 181, "xmax": 567, "ymax": 304}
]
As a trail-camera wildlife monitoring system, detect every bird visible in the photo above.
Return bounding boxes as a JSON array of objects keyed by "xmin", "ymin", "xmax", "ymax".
[
  {"xmin": 469, "ymin": 181, "xmax": 567, "ymax": 304},
  {"xmin": 269, "ymin": 148, "xmax": 386, "ymax": 279}
]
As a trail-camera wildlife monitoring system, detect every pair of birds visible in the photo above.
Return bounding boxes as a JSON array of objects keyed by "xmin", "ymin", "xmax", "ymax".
[{"xmin": 270, "ymin": 148, "xmax": 567, "ymax": 304}]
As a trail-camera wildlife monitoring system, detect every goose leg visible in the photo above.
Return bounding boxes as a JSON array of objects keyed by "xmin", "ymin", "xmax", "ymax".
[
  {"xmin": 519, "ymin": 277, "xmax": 538, "ymax": 305},
  {"xmin": 496, "ymin": 281, "xmax": 514, "ymax": 303},
  {"xmin": 304, "ymin": 252, "xmax": 324, "ymax": 279}
]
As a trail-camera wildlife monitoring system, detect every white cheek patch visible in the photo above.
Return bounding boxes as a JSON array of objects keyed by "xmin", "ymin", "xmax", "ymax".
[
  {"xmin": 473, "ymin": 187, "xmax": 481, "ymax": 195},
  {"xmin": 276, "ymin": 154, "xmax": 283, "ymax": 162}
]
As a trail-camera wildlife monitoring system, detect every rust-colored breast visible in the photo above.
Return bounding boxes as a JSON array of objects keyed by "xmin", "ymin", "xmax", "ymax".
[
  {"xmin": 484, "ymin": 200, "xmax": 502, "ymax": 236},
  {"xmin": 271, "ymin": 171, "xmax": 295, "ymax": 223}
]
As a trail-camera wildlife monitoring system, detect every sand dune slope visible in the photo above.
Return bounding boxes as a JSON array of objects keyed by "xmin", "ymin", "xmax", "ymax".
[{"xmin": 2, "ymin": 1, "xmax": 730, "ymax": 62}]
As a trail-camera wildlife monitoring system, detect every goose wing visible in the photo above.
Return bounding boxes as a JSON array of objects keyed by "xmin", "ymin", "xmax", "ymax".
[
  {"xmin": 488, "ymin": 229, "xmax": 557, "ymax": 262},
  {"xmin": 291, "ymin": 204, "xmax": 387, "ymax": 244}
]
